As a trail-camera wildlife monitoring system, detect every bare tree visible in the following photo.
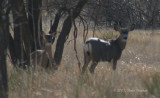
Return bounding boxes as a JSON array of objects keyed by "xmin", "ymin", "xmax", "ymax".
[
  {"xmin": 27, "ymin": 0, "xmax": 43, "ymax": 50},
  {"xmin": 85, "ymin": 0, "xmax": 160, "ymax": 28},
  {"xmin": 53, "ymin": 0, "xmax": 88, "ymax": 69},
  {"xmin": 0, "ymin": 14, "xmax": 9, "ymax": 98},
  {"xmin": 0, "ymin": 0, "xmax": 11, "ymax": 97},
  {"xmin": 8, "ymin": 0, "xmax": 43, "ymax": 67}
]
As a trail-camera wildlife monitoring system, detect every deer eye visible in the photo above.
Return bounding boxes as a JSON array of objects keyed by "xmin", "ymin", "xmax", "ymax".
[{"xmin": 121, "ymin": 31, "xmax": 128, "ymax": 34}]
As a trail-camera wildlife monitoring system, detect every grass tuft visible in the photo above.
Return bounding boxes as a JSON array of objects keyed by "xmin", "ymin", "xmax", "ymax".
[{"xmin": 143, "ymin": 72, "xmax": 160, "ymax": 97}]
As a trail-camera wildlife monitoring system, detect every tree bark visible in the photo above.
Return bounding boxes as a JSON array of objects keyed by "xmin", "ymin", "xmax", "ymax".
[
  {"xmin": 28, "ymin": 0, "xmax": 42, "ymax": 50},
  {"xmin": 8, "ymin": 33, "xmax": 17, "ymax": 66},
  {"xmin": 49, "ymin": 9, "xmax": 63, "ymax": 44},
  {"xmin": 0, "ymin": 11, "xmax": 9, "ymax": 98},
  {"xmin": 12, "ymin": 0, "xmax": 28, "ymax": 66},
  {"xmin": 12, "ymin": 0, "xmax": 34, "ymax": 66},
  {"xmin": 53, "ymin": 0, "xmax": 88, "ymax": 68}
]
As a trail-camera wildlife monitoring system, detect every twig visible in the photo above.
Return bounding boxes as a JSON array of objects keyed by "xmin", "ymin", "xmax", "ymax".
[
  {"xmin": 79, "ymin": 15, "xmax": 88, "ymax": 43},
  {"xmin": 73, "ymin": 20, "xmax": 81, "ymax": 71}
]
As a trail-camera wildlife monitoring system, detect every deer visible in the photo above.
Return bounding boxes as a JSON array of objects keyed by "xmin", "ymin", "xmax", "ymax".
[
  {"xmin": 82, "ymin": 24, "xmax": 135, "ymax": 74},
  {"xmin": 30, "ymin": 34, "xmax": 52, "ymax": 68}
]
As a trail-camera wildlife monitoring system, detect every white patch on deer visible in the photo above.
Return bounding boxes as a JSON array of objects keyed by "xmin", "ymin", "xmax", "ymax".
[
  {"xmin": 88, "ymin": 37, "xmax": 111, "ymax": 45},
  {"xmin": 83, "ymin": 42, "xmax": 92, "ymax": 56}
]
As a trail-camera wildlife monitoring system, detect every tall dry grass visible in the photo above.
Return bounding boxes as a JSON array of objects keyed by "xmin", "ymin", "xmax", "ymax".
[{"xmin": 7, "ymin": 29, "xmax": 160, "ymax": 98}]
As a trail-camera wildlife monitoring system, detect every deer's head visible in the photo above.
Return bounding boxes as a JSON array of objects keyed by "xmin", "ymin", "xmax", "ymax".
[
  {"xmin": 45, "ymin": 34, "xmax": 52, "ymax": 43},
  {"xmin": 114, "ymin": 24, "xmax": 135, "ymax": 42}
]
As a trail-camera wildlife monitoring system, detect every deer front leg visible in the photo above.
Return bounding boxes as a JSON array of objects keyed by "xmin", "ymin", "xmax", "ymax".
[
  {"xmin": 112, "ymin": 60, "xmax": 117, "ymax": 70},
  {"xmin": 89, "ymin": 62, "xmax": 98, "ymax": 74}
]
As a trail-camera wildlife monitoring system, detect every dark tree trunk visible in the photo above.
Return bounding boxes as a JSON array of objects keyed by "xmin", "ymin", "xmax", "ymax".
[
  {"xmin": 12, "ymin": 9, "xmax": 27, "ymax": 66},
  {"xmin": 12, "ymin": 0, "xmax": 33, "ymax": 66},
  {"xmin": 0, "ymin": 11, "xmax": 9, "ymax": 98},
  {"xmin": 53, "ymin": 0, "xmax": 88, "ymax": 68},
  {"xmin": 49, "ymin": 9, "xmax": 63, "ymax": 44},
  {"xmin": 8, "ymin": 33, "xmax": 17, "ymax": 66},
  {"xmin": 53, "ymin": 17, "xmax": 72, "ymax": 67},
  {"xmin": 28, "ymin": 0, "xmax": 42, "ymax": 50},
  {"xmin": 12, "ymin": 0, "xmax": 27, "ymax": 66}
]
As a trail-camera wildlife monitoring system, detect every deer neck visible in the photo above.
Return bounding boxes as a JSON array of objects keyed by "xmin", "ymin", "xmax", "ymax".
[
  {"xmin": 44, "ymin": 43, "xmax": 52, "ymax": 57},
  {"xmin": 116, "ymin": 38, "xmax": 127, "ymax": 50}
]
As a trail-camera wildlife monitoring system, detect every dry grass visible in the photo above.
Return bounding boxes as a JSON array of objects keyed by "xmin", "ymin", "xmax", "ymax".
[{"xmin": 7, "ymin": 28, "xmax": 160, "ymax": 98}]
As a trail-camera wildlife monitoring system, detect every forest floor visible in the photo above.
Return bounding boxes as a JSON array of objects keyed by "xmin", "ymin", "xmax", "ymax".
[{"xmin": 7, "ymin": 28, "xmax": 160, "ymax": 98}]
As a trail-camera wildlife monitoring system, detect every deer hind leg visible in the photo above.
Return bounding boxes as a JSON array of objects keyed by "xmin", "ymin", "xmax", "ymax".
[
  {"xmin": 89, "ymin": 61, "xmax": 98, "ymax": 74},
  {"xmin": 108, "ymin": 59, "xmax": 113, "ymax": 70}
]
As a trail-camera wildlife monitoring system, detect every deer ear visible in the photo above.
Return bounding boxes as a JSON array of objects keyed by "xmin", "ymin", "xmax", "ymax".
[
  {"xmin": 114, "ymin": 24, "xmax": 119, "ymax": 31},
  {"xmin": 129, "ymin": 24, "xmax": 135, "ymax": 31}
]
